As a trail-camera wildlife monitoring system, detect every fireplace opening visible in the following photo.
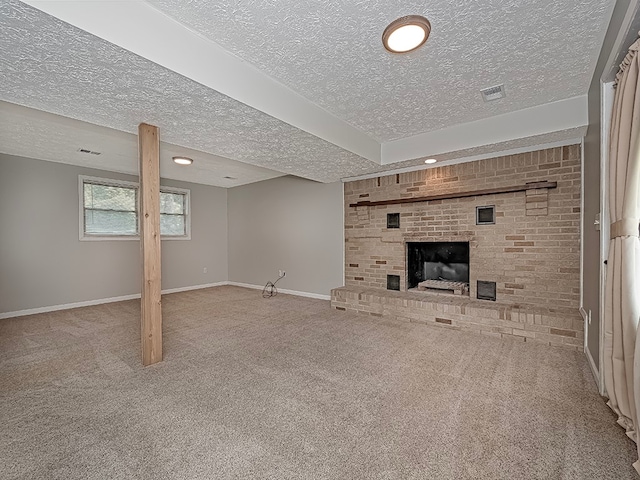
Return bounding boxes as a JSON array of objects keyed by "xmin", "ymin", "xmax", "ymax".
[{"xmin": 407, "ymin": 242, "xmax": 470, "ymax": 294}]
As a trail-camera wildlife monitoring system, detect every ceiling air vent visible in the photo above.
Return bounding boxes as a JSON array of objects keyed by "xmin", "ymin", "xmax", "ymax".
[
  {"xmin": 77, "ymin": 148, "xmax": 101, "ymax": 155},
  {"xmin": 480, "ymin": 84, "xmax": 506, "ymax": 102},
  {"xmin": 223, "ymin": 176, "xmax": 237, "ymax": 180}
]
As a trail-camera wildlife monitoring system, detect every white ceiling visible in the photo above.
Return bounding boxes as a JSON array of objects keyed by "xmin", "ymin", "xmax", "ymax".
[
  {"xmin": 0, "ymin": 0, "xmax": 615, "ymax": 186},
  {"xmin": 0, "ymin": 101, "xmax": 285, "ymax": 187},
  {"xmin": 147, "ymin": 0, "xmax": 609, "ymax": 141}
]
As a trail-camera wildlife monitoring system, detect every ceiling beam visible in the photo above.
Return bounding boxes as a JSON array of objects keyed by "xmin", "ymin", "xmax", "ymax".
[{"xmin": 381, "ymin": 96, "xmax": 588, "ymax": 164}]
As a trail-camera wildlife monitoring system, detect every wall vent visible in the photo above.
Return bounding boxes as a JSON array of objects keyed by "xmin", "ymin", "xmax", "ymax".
[
  {"xmin": 480, "ymin": 84, "xmax": 506, "ymax": 102},
  {"xmin": 477, "ymin": 281, "xmax": 497, "ymax": 301},
  {"xmin": 77, "ymin": 148, "xmax": 101, "ymax": 155},
  {"xmin": 387, "ymin": 275, "xmax": 400, "ymax": 291},
  {"xmin": 476, "ymin": 205, "xmax": 495, "ymax": 225}
]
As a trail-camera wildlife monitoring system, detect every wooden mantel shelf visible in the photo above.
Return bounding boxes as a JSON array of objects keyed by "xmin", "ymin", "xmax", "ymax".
[{"xmin": 349, "ymin": 181, "xmax": 557, "ymax": 208}]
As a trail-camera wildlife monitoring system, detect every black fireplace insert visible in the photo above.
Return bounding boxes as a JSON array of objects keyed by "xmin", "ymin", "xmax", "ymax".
[{"xmin": 407, "ymin": 242, "xmax": 470, "ymax": 289}]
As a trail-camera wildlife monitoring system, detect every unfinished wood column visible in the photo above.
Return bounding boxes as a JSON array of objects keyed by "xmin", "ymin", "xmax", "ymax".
[{"xmin": 138, "ymin": 123, "xmax": 162, "ymax": 366}]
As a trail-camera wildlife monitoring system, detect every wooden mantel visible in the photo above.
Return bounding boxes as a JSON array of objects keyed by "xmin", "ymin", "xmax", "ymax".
[{"xmin": 349, "ymin": 181, "xmax": 557, "ymax": 208}]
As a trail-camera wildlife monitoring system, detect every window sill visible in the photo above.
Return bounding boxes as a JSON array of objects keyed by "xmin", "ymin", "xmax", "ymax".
[{"xmin": 79, "ymin": 235, "xmax": 191, "ymax": 241}]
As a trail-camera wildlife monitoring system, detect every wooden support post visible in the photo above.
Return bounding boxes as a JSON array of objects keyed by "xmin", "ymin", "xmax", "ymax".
[{"xmin": 138, "ymin": 123, "xmax": 162, "ymax": 366}]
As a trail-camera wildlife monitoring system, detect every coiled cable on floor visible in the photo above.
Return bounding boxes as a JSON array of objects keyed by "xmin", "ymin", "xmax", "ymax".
[{"xmin": 263, "ymin": 272, "xmax": 285, "ymax": 298}]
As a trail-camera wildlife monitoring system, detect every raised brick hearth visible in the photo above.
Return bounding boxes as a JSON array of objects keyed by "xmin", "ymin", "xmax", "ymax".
[
  {"xmin": 332, "ymin": 145, "xmax": 583, "ymax": 349},
  {"xmin": 331, "ymin": 286, "xmax": 583, "ymax": 349}
]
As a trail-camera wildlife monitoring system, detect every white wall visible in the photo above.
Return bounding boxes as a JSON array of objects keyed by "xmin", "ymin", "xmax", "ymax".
[
  {"xmin": 0, "ymin": 157, "xmax": 343, "ymax": 315},
  {"xmin": 0, "ymin": 154, "xmax": 228, "ymax": 314},
  {"xmin": 227, "ymin": 176, "xmax": 344, "ymax": 297},
  {"xmin": 583, "ymin": 0, "xmax": 633, "ymax": 370}
]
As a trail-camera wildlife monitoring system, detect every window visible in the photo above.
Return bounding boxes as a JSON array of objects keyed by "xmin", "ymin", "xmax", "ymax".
[
  {"xmin": 79, "ymin": 176, "xmax": 190, "ymax": 240},
  {"xmin": 82, "ymin": 178, "xmax": 139, "ymax": 237},
  {"xmin": 159, "ymin": 188, "xmax": 188, "ymax": 237}
]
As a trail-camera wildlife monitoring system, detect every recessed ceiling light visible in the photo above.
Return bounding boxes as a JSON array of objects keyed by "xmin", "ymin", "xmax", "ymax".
[
  {"xmin": 425, "ymin": 158, "xmax": 437, "ymax": 164},
  {"xmin": 383, "ymin": 15, "xmax": 431, "ymax": 53},
  {"xmin": 172, "ymin": 156, "xmax": 193, "ymax": 165}
]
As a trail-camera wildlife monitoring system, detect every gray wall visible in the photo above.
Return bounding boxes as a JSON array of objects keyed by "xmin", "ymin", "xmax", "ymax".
[
  {"xmin": 227, "ymin": 176, "xmax": 344, "ymax": 297},
  {"xmin": 583, "ymin": 0, "xmax": 634, "ymax": 367},
  {"xmin": 0, "ymin": 154, "xmax": 227, "ymax": 314}
]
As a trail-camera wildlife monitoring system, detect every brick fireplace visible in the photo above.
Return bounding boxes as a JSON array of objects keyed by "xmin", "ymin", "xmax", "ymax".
[{"xmin": 331, "ymin": 145, "xmax": 583, "ymax": 349}]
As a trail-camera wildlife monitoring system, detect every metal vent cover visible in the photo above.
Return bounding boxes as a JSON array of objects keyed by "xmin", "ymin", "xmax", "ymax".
[
  {"xmin": 480, "ymin": 84, "xmax": 506, "ymax": 102},
  {"xmin": 477, "ymin": 280, "xmax": 497, "ymax": 301},
  {"xmin": 476, "ymin": 205, "xmax": 495, "ymax": 225},
  {"xmin": 77, "ymin": 148, "xmax": 101, "ymax": 155},
  {"xmin": 387, "ymin": 213, "xmax": 400, "ymax": 229},
  {"xmin": 387, "ymin": 275, "xmax": 400, "ymax": 291}
]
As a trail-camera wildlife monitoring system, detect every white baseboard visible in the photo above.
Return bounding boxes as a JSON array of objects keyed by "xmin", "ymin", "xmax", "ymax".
[
  {"xmin": 0, "ymin": 281, "xmax": 228, "ymax": 320},
  {"xmin": 0, "ymin": 281, "xmax": 331, "ymax": 319},
  {"xmin": 579, "ymin": 307, "xmax": 604, "ymax": 395},
  {"xmin": 0, "ymin": 293, "xmax": 141, "ymax": 320},
  {"xmin": 226, "ymin": 281, "xmax": 331, "ymax": 301},
  {"xmin": 585, "ymin": 343, "xmax": 603, "ymax": 395},
  {"xmin": 580, "ymin": 306, "xmax": 589, "ymax": 350},
  {"xmin": 580, "ymin": 306, "xmax": 604, "ymax": 395},
  {"xmin": 161, "ymin": 282, "xmax": 228, "ymax": 295}
]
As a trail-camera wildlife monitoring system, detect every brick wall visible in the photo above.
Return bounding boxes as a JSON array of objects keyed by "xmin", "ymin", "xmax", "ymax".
[{"xmin": 343, "ymin": 145, "xmax": 581, "ymax": 311}]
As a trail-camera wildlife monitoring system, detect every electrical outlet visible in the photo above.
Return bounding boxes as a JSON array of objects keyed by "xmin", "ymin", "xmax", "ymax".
[
  {"xmin": 279, "ymin": 270, "xmax": 286, "ymax": 277},
  {"xmin": 203, "ymin": 267, "xmax": 207, "ymax": 274}
]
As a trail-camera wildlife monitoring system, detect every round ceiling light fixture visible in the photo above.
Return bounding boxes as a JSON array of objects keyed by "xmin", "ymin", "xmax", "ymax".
[
  {"xmin": 425, "ymin": 158, "xmax": 437, "ymax": 164},
  {"xmin": 172, "ymin": 156, "xmax": 193, "ymax": 165},
  {"xmin": 383, "ymin": 15, "xmax": 431, "ymax": 53}
]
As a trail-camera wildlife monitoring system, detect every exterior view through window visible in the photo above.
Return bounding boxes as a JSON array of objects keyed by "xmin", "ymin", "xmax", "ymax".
[
  {"xmin": 160, "ymin": 191, "xmax": 186, "ymax": 236},
  {"xmin": 84, "ymin": 181, "xmax": 138, "ymax": 236},
  {"xmin": 80, "ymin": 176, "xmax": 189, "ymax": 239}
]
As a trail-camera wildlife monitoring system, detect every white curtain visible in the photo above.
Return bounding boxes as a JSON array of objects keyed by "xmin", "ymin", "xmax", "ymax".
[{"xmin": 603, "ymin": 37, "xmax": 640, "ymax": 473}]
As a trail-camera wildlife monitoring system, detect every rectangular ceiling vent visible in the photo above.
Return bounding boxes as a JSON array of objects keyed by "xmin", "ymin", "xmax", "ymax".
[
  {"xmin": 480, "ymin": 84, "xmax": 506, "ymax": 102},
  {"xmin": 223, "ymin": 176, "xmax": 237, "ymax": 180},
  {"xmin": 78, "ymin": 148, "xmax": 101, "ymax": 156}
]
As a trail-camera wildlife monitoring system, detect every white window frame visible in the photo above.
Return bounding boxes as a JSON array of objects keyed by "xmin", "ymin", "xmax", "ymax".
[
  {"xmin": 79, "ymin": 175, "xmax": 191, "ymax": 241},
  {"xmin": 159, "ymin": 184, "xmax": 191, "ymax": 240}
]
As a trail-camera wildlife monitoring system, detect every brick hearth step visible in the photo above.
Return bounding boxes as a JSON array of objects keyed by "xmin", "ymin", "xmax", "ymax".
[{"xmin": 330, "ymin": 286, "xmax": 583, "ymax": 350}]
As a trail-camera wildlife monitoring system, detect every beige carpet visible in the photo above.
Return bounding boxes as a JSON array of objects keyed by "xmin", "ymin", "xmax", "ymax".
[{"xmin": 0, "ymin": 285, "xmax": 637, "ymax": 479}]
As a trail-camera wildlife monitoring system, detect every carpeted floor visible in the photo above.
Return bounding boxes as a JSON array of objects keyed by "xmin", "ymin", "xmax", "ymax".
[{"xmin": 0, "ymin": 285, "xmax": 637, "ymax": 479}]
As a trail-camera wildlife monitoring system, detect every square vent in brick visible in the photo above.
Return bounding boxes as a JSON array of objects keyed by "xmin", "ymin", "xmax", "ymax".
[
  {"xmin": 477, "ymin": 281, "xmax": 496, "ymax": 301},
  {"xmin": 476, "ymin": 205, "xmax": 495, "ymax": 225},
  {"xmin": 387, "ymin": 213, "xmax": 400, "ymax": 229},
  {"xmin": 387, "ymin": 275, "xmax": 400, "ymax": 291}
]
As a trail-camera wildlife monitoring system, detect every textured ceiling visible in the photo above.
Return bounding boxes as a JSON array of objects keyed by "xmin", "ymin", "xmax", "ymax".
[
  {"xmin": 0, "ymin": 0, "xmax": 378, "ymax": 183},
  {"xmin": 0, "ymin": 101, "xmax": 285, "ymax": 188},
  {"xmin": 0, "ymin": 0, "xmax": 615, "ymax": 185},
  {"xmin": 148, "ymin": 0, "xmax": 613, "ymax": 142}
]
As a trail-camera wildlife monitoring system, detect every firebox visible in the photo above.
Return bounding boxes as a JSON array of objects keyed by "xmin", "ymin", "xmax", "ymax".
[{"xmin": 406, "ymin": 242, "xmax": 470, "ymax": 290}]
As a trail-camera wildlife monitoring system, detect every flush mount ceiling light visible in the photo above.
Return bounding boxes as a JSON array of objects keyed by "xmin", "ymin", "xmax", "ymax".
[
  {"xmin": 172, "ymin": 156, "xmax": 193, "ymax": 165},
  {"xmin": 383, "ymin": 15, "xmax": 431, "ymax": 53},
  {"xmin": 425, "ymin": 158, "xmax": 437, "ymax": 164}
]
